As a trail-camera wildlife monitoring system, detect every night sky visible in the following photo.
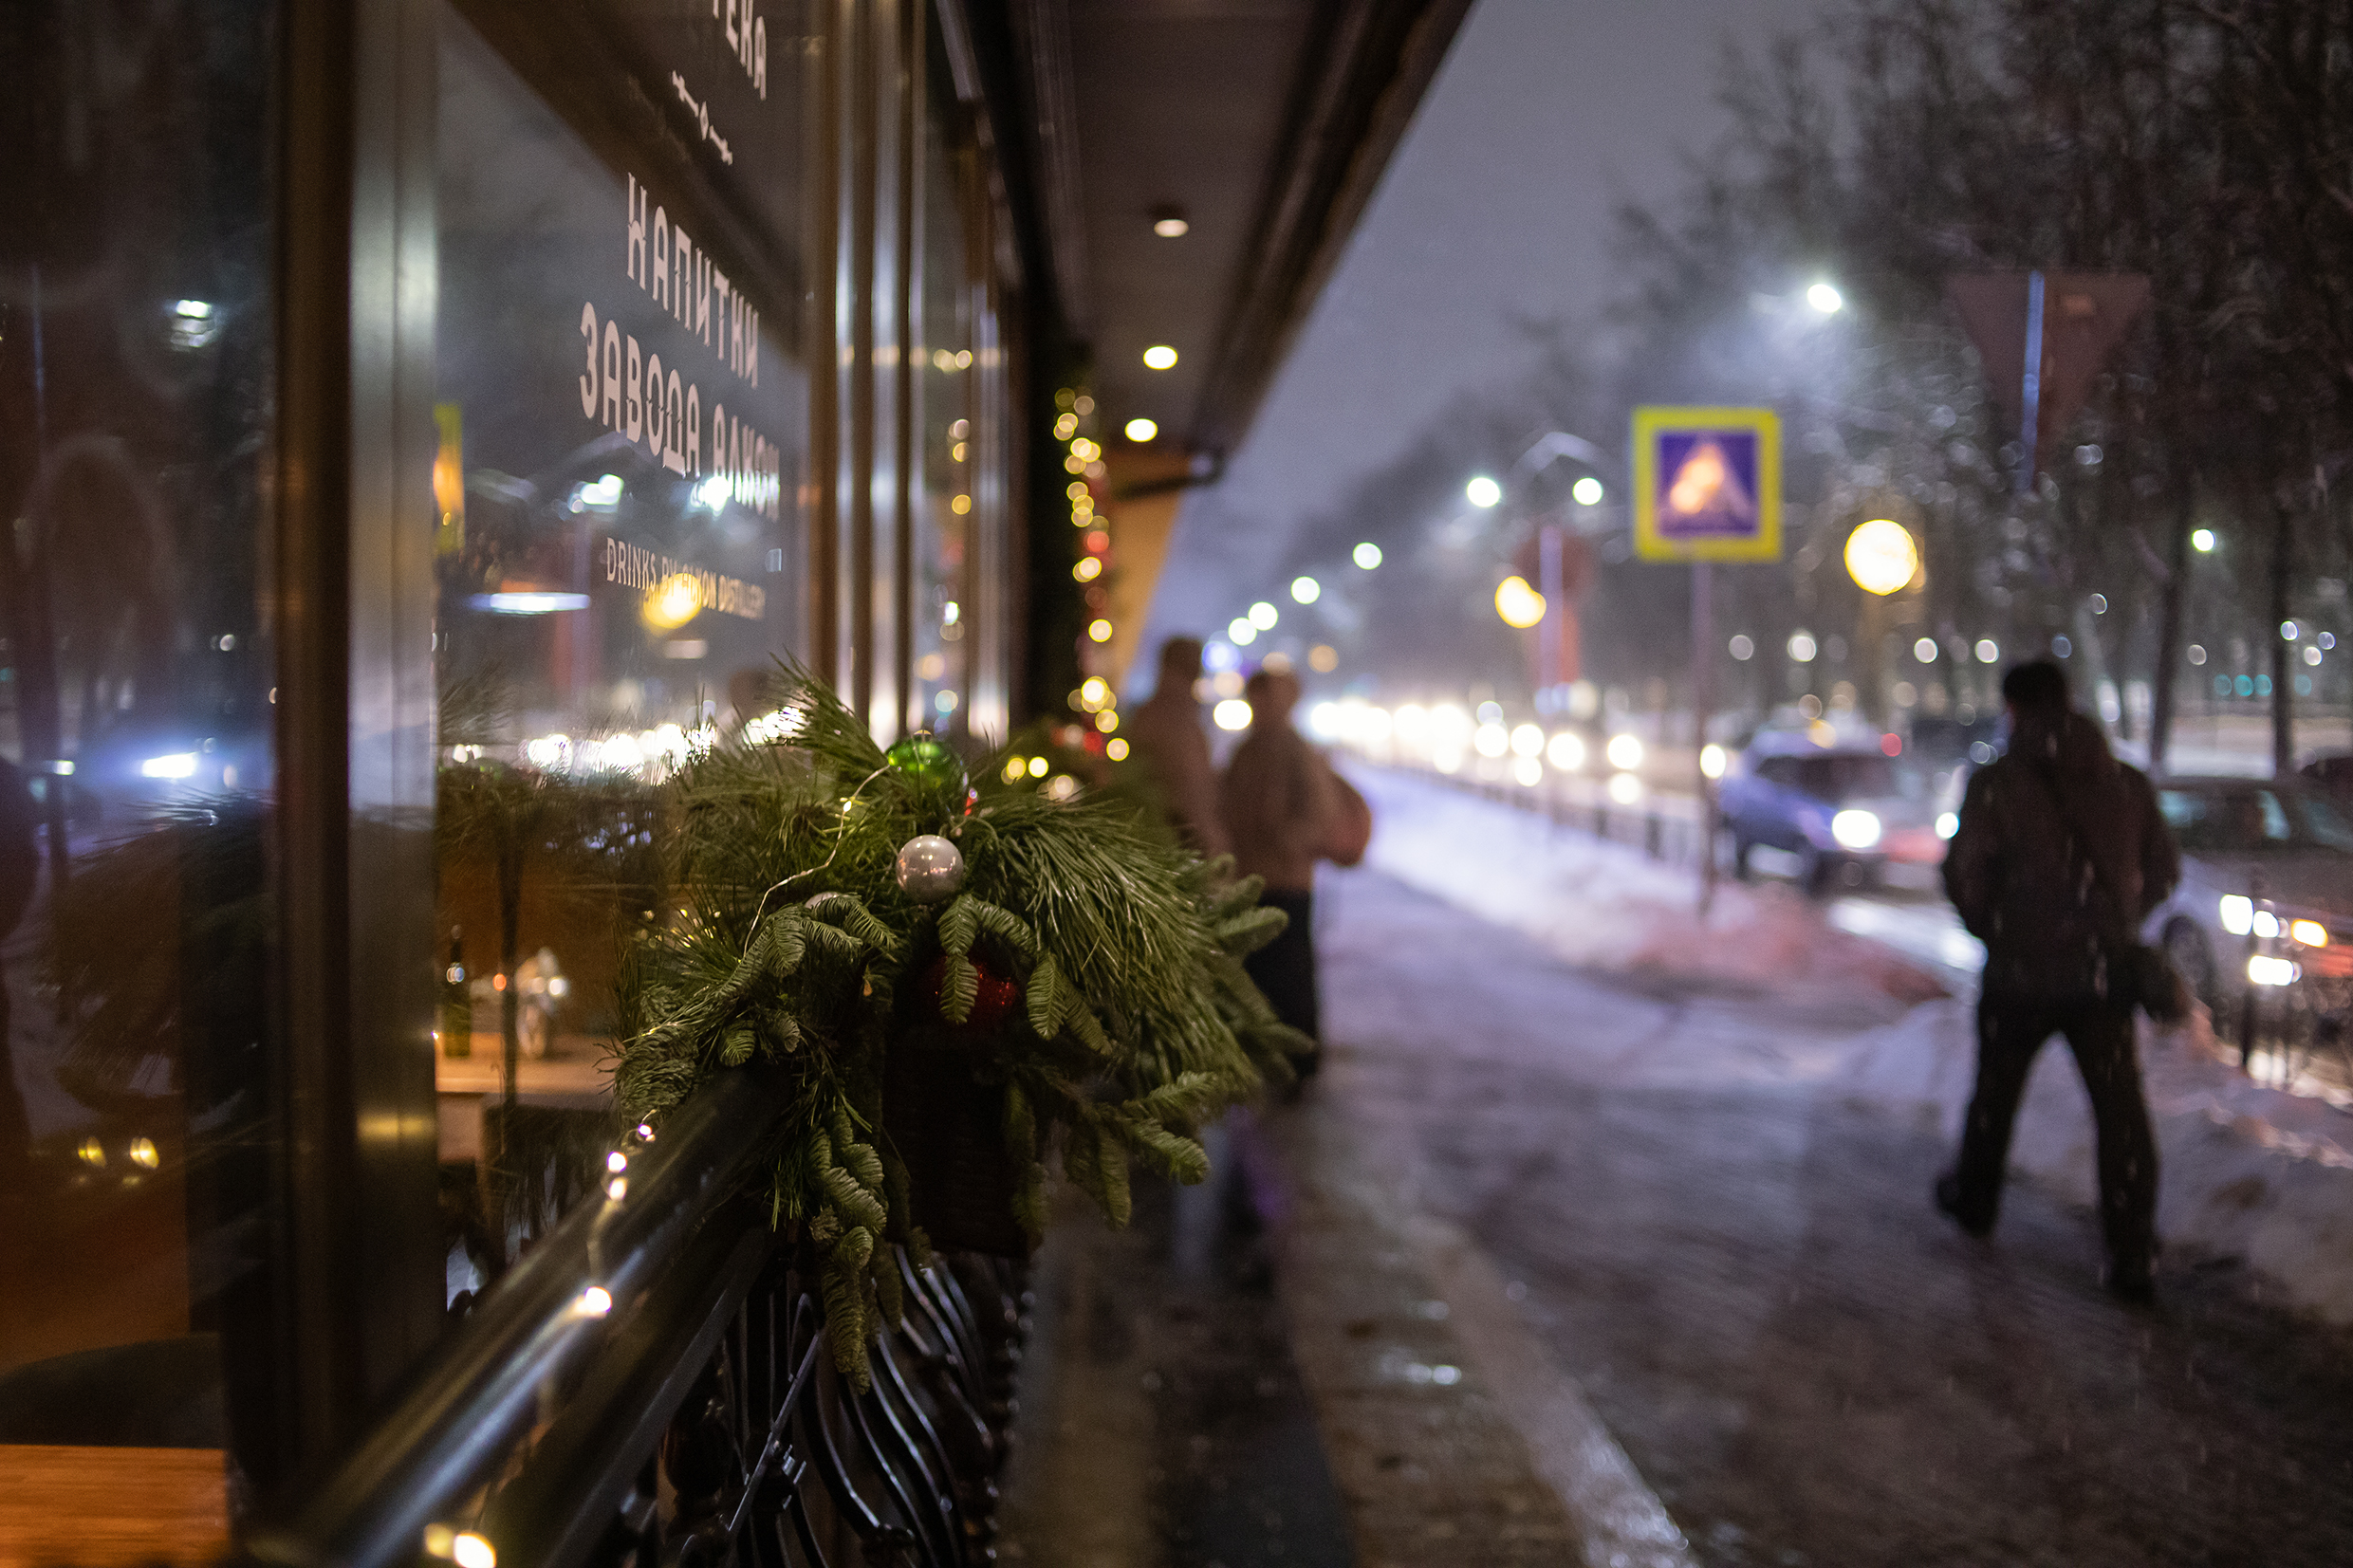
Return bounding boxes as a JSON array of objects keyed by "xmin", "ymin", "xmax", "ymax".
[{"xmin": 1146, "ymin": 0, "xmax": 1838, "ymax": 654}]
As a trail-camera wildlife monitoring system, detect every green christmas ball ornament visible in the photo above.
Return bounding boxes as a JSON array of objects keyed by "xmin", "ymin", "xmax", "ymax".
[{"xmin": 886, "ymin": 731, "xmax": 967, "ymax": 795}]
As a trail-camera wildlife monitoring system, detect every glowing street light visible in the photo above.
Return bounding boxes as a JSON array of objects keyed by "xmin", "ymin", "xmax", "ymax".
[
  {"xmin": 1353, "ymin": 542, "xmax": 1382, "ymax": 569},
  {"xmin": 1142, "ymin": 344, "xmax": 1178, "ymax": 370},
  {"xmin": 2192, "ymin": 528, "xmax": 2216, "ymax": 553},
  {"xmin": 1493, "ymin": 575, "xmax": 1546, "ymax": 629},
  {"xmin": 1806, "ymin": 281, "xmax": 1844, "ymax": 315},
  {"xmin": 1290, "ymin": 576, "xmax": 1321, "ymax": 604},
  {"xmin": 1124, "ymin": 417, "xmax": 1158, "ymax": 442},
  {"xmin": 1248, "ymin": 600, "xmax": 1279, "ymax": 630},
  {"xmin": 1570, "ymin": 475, "xmax": 1605, "ymax": 507},
  {"xmin": 1466, "ymin": 475, "xmax": 1502, "ymax": 508},
  {"xmin": 1843, "ymin": 519, "xmax": 1919, "ymax": 596}
]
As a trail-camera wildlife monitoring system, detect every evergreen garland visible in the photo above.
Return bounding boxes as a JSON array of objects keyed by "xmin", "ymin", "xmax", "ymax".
[{"xmin": 615, "ymin": 666, "xmax": 1306, "ymax": 1385}]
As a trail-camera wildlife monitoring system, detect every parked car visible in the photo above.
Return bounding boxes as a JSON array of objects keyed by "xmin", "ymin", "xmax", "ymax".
[
  {"xmin": 2142, "ymin": 776, "xmax": 2353, "ymax": 1025},
  {"xmin": 1720, "ymin": 729, "xmax": 1952, "ymax": 895}
]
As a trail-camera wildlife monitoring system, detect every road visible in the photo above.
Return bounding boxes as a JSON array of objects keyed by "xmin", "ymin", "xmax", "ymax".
[{"xmin": 1315, "ymin": 862, "xmax": 2353, "ymax": 1567}]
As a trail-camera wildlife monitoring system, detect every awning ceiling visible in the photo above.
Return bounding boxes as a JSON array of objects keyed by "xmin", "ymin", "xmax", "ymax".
[{"xmin": 1009, "ymin": 0, "xmax": 1473, "ymax": 467}]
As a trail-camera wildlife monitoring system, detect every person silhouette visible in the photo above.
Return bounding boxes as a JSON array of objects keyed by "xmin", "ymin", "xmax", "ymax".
[
  {"xmin": 1217, "ymin": 669, "xmax": 1346, "ymax": 1062},
  {"xmin": 1123, "ymin": 637, "xmax": 1231, "ymax": 859}
]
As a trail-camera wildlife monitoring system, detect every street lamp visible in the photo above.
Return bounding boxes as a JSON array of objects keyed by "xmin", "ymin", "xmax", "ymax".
[
  {"xmin": 1806, "ymin": 282, "xmax": 1844, "ymax": 315},
  {"xmin": 1843, "ymin": 519, "xmax": 1918, "ymax": 729},
  {"xmin": 1466, "ymin": 475, "xmax": 1502, "ymax": 508},
  {"xmin": 1843, "ymin": 519, "xmax": 1919, "ymax": 596},
  {"xmin": 1494, "ymin": 575, "xmax": 1546, "ymax": 629},
  {"xmin": 1492, "ymin": 431, "xmax": 1625, "ymax": 713}
]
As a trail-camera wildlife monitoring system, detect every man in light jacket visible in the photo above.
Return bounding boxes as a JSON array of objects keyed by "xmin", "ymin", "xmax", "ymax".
[
  {"xmin": 1939, "ymin": 659, "xmax": 2179, "ymax": 1301},
  {"xmin": 1218, "ymin": 668, "xmax": 1341, "ymax": 1058}
]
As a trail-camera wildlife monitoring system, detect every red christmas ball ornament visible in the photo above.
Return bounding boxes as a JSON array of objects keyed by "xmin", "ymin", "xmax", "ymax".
[{"xmin": 922, "ymin": 952, "xmax": 1019, "ymax": 1033}]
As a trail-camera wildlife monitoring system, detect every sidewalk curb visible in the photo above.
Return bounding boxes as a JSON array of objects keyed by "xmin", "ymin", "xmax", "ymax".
[
  {"xmin": 1407, "ymin": 1212, "xmax": 1695, "ymax": 1568},
  {"xmin": 1252, "ymin": 1095, "xmax": 1695, "ymax": 1568}
]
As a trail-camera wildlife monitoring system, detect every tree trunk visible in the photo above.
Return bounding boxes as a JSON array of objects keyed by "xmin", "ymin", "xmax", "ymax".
[{"xmin": 2148, "ymin": 462, "xmax": 2194, "ymax": 775}]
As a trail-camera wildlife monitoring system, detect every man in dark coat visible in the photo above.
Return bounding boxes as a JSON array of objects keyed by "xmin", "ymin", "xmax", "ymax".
[{"xmin": 1939, "ymin": 659, "xmax": 2180, "ymax": 1301}]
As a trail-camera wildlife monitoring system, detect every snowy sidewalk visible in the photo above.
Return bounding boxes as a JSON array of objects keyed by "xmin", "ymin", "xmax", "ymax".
[
  {"xmin": 1345, "ymin": 764, "xmax": 2353, "ymax": 1325},
  {"xmin": 1314, "ymin": 859, "xmax": 2353, "ymax": 1563}
]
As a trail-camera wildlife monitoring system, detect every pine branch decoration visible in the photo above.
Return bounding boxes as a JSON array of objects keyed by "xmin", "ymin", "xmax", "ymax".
[{"xmin": 613, "ymin": 662, "xmax": 1295, "ymax": 1388}]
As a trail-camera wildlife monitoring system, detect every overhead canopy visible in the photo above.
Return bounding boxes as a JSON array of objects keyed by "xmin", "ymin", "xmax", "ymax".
[{"xmin": 1007, "ymin": 0, "xmax": 1473, "ymax": 464}]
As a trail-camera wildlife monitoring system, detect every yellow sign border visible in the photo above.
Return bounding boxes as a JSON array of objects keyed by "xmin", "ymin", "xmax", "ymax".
[{"xmin": 1631, "ymin": 406, "xmax": 1782, "ymax": 563}]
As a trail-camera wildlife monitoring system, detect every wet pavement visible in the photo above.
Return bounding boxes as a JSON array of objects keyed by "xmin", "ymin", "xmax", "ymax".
[
  {"xmin": 996, "ymin": 1150, "xmax": 1354, "ymax": 1568},
  {"xmin": 1317, "ymin": 864, "xmax": 2353, "ymax": 1567}
]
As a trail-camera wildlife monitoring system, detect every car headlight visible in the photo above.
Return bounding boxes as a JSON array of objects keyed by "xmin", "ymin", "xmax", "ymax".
[
  {"xmin": 2249, "ymin": 954, "xmax": 2301, "ymax": 987},
  {"xmin": 2220, "ymin": 895, "xmax": 2253, "ymax": 935},
  {"xmin": 1830, "ymin": 809, "xmax": 1882, "ymax": 851}
]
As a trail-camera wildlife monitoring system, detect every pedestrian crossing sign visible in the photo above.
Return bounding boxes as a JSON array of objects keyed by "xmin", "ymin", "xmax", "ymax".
[{"xmin": 1632, "ymin": 406, "xmax": 1782, "ymax": 563}]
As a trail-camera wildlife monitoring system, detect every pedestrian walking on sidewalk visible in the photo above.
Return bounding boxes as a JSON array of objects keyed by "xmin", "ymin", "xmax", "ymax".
[
  {"xmin": 1124, "ymin": 636, "xmax": 1232, "ymax": 859},
  {"xmin": 1218, "ymin": 668, "xmax": 1365, "ymax": 1066},
  {"xmin": 1938, "ymin": 658, "xmax": 2181, "ymax": 1301}
]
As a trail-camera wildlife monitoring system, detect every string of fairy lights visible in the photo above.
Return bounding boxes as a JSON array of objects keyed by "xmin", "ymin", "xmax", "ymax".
[{"xmin": 1055, "ymin": 388, "xmax": 1133, "ymax": 762}]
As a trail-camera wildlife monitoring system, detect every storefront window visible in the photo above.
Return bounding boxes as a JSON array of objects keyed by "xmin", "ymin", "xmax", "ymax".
[
  {"xmin": 0, "ymin": 0, "xmax": 282, "ymax": 1530},
  {"xmin": 913, "ymin": 40, "xmax": 975, "ymax": 737},
  {"xmin": 432, "ymin": 2, "xmax": 808, "ymax": 1262}
]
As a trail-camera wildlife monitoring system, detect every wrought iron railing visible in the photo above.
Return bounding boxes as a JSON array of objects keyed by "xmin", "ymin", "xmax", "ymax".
[{"xmin": 251, "ymin": 1064, "xmax": 1026, "ymax": 1568}]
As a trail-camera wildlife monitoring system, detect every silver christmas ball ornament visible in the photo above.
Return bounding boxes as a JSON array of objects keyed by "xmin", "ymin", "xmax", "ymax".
[{"xmin": 894, "ymin": 834, "xmax": 967, "ymax": 902}]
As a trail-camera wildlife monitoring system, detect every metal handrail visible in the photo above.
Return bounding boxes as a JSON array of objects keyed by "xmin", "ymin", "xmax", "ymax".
[{"xmin": 251, "ymin": 1065, "xmax": 793, "ymax": 1568}]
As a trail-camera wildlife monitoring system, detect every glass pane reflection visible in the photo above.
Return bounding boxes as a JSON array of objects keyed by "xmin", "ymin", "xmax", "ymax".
[
  {"xmin": 914, "ymin": 46, "xmax": 973, "ymax": 737},
  {"xmin": 432, "ymin": 3, "xmax": 807, "ymax": 1275},
  {"xmin": 0, "ymin": 0, "xmax": 279, "ymax": 1520}
]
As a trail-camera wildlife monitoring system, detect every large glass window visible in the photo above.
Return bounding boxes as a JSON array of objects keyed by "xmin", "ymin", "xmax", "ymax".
[
  {"xmin": 0, "ymin": 0, "xmax": 281, "ymax": 1530},
  {"xmin": 913, "ymin": 35, "xmax": 976, "ymax": 737},
  {"xmin": 431, "ymin": 0, "xmax": 810, "ymax": 1264}
]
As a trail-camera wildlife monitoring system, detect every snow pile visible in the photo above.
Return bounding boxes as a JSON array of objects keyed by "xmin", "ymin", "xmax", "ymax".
[{"xmin": 1347, "ymin": 765, "xmax": 1944, "ymax": 1005}]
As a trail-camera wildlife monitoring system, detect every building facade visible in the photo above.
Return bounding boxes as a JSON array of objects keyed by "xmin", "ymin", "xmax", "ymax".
[{"xmin": 0, "ymin": 0, "xmax": 1466, "ymax": 1551}]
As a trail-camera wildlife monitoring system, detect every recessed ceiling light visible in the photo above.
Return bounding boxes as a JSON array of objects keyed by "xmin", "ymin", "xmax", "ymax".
[
  {"xmin": 1142, "ymin": 344, "xmax": 1177, "ymax": 370},
  {"xmin": 1151, "ymin": 205, "xmax": 1189, "ymax": 238}
]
